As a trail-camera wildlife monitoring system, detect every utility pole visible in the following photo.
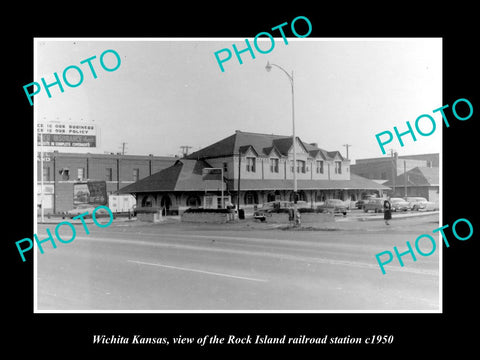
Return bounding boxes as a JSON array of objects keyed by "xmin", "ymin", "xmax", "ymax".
[
  {"xmin": 180, "ymin": 145, "xmax": 192, "ymax": 157},
  {"xmin": 119, "ymin": 142, "xmax": 128, "ymax": 155},
  {"xmin": 389, "ymin": 149, "xmax": 397, "ymax": 196},
  {"xmin": 343, "ymin": 144, "xmax": 352, "ymax": 160},
  {"xmin": 40, "ymin": 132, "xmax": 44, "ymax": 223},
  {"xmin": 237, "ymin": 154, "xmax": 241, "ymax": 218}
]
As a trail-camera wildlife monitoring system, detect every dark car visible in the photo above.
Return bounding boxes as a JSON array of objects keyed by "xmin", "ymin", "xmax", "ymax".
[
  {"xmin": 355, "ymin": 195, "xmax": 376, "ymax": 209},
  {"xmin": 317, "ymin": 199, "xmax": 348, "ymax": 215},
  {"xmin": 363, "ymin": 198, "xmax": 385, "ymax": 213},
  {"xmin": 253, "ymin": 201, "xmax": 293, "ymax": 221}
]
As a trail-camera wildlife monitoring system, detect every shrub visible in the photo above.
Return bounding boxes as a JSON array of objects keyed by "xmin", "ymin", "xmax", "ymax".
[
  {"xmin": 269, "ymin": 208, "xmax": 290, "ymax": 214},
  {"xmin": 135, "ymin": 206, "xmax": 162, "ymax": 214},
  {"xmin": 298, "ymin": 208, "xmax": 316, "ymax": 213},
  {"xmin": 183, "ymin": 208, "xmax": 233, "ymax": 214}
]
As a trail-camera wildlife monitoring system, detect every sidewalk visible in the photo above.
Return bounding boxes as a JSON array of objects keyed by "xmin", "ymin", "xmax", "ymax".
[
  {"xmin": 37, "ymin": 215, "xmax": 137, "ymax": 225},
  {"xmin": 341, "ymin": 210, "xmax": 439, "ymax": 222},
  {"xmin": 37, "ymin": 211, "xmax": 439, "ymax": 232}
]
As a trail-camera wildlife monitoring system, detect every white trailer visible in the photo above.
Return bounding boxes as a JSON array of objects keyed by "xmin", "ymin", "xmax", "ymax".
[{"xmin": 108, "ymin": 194, "xmax": 136, "ymax": 213}]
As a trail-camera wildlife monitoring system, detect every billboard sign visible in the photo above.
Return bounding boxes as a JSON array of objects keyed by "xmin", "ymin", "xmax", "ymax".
[
  {"xmin": 38, "ymin": 122, "xmax": 97, "ymax": 147},
  {"xmin": 73, "ymin": 181, "xmax": 107, "ymax": 206}
]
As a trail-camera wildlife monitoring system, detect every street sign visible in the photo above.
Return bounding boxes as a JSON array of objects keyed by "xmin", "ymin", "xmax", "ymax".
[{"xmin": 202, "ymin": 168, "xmax": 223, "ymax": 180}]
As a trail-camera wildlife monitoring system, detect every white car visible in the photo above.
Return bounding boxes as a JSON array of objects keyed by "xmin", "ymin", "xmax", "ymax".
[
  {"xmin": 390, "ymin": 197, "xmax": 411, "ymax": 211},
  {"xmin": 66, "ymin": 203, "xmax": 110, "ymax": 218},
  {"xmin": 406, "ymin": 197, "xmax": 436, "ymax": 211}
]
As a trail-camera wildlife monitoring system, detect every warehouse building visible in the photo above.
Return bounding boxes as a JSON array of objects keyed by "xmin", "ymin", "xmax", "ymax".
[{"xmin": 350, "ymin": 152, "xmax": 439, "ymax": 201}]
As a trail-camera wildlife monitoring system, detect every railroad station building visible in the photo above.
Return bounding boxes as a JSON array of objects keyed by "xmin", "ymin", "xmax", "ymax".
[{"xmin": 118, "ymin": 131, "xmax": 390, "ymax": 214}]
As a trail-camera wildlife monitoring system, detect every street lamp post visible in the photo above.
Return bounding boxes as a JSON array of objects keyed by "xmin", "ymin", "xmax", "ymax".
[
  {"xmin": 265, "ymin": 61, "xmax": 299, "ymax": 226},
  {"xmin": 40, "ymin": 131, "xmax": 45, "ymax": 223}
]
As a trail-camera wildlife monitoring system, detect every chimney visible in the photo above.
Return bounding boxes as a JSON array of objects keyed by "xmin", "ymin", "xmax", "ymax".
[{"xmin": 310, "ymin": 142, "xmax": 318, "ymax": 148}]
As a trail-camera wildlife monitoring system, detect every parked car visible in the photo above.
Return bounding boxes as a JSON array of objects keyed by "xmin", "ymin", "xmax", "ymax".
[
  {"xmin": 317, "ymin": 199, "xmax": 348, "ymax": 215},
  {"xmin": 295, "ymin": 200, "xmax": 310, "ymax": 209},
  {"xmin": 363, "ymin": 198, "xmax": 385, "ymax": 213},
  {"xmin": 390, "ymin": 197, "xmax": 411, "ymax": 212},
  {"xmin": 355, "ymin": 195, "xmax": 377, "ymax": 209},
  {"xmin": 66, "ymin": 203, "xmax": 111, "ymax": 218},
  {"xmin": 406, "ymin": 197, "xmax": 436, "ymax": 211},
  {"xmin": 253, "ymin": 201, "xmax": 293, "ymax": 221}
]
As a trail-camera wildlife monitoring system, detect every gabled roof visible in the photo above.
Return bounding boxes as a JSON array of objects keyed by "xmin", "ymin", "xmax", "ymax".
[
  {"xmin": 327, "ymin": 150, "xmax": 345, "ymax": 161},
  {"xmin": 186, "ymin": 130, "xmax": 338, "ymax": 160},
  {"xmin": 271, "ymin": 137, "xmax": 292, "ymax": 155},
  {"xmin": 262, "ymin": 145, "xmax": 283, "ymax": 158},
  {"xmin": 384, "ymin": 167, "xmax": 439, "ymax": 187},
  {"xmin": 238, "ymin": 144, "xmax": 260, "ymax": 156}
]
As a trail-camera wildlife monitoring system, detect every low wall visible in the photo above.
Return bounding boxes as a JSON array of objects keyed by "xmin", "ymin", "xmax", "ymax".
[
  {"xmin": 137, "ymin": 211, "xmax": 162, "ymax": 223},
  {"xmin": 181, "ymin": 212, "xmax": 235, "ymax": 223},
  {"xmin": 262, "ymin": 212, "xmax": 335, "ymax": 224}
]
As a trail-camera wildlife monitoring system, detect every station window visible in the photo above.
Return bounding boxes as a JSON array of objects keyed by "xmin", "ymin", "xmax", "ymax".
[
  {"xmin": 335, "ymin": 161, "xmax": 342, "ymax": 174},
  {"xmin": 246, "ymin": 157, "xmax": 256, "ymax": 172},
  {"xmin": 297, "ymin": 160, "xmax": 306, "ymax": 173},
  {"xmin": 77, "ymin": 167, "xmax": 85, "ymax": 180},
  {"xmin": 316, "ymin": 160, "xmax": 324, "ymax": 174},
  {"xmin": 133, "ymin": 168, "xmax": 140, "ymax": 182},
  {"xmin": 270, "ymin": 158, "xmax": 279, "ymax": 173}
]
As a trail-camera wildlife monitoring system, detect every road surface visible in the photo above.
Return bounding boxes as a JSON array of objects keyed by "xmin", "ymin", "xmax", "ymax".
[{"xmin": 36, "ymin": 214, "xmax": 440, "ymax": 311}]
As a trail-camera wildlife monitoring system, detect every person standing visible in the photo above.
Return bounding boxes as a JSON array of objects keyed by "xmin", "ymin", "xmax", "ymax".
[{"xmin": 384, "ymin": 198, "xmax": 392, "ymax": 225}]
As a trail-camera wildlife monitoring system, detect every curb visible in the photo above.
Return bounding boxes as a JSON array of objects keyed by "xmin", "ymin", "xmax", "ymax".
[
  {"xmin": 37, "ymin": 217, "xmax": 136, "ymax": 225},
  {"xmin": 356, "ymin": 211, "xmax": 439, "ymax": 221}
]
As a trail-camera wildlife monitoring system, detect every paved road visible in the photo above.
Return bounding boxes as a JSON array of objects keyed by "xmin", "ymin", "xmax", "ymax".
[{"xmin": 36, "ymin": 214, "xmax": 440, "ymax": 311}]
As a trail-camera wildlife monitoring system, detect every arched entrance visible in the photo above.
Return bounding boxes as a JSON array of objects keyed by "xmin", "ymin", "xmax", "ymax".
[
  {"xmin": 266, "ymin": 190, "xmax": 282, "ymax": 203},
  {"xmin": 244, "ymin": 191, "xmax": 258, "ymax": 205},
  {"xmin": 186, "ymin": 194, "xmax": 201, "ymax": 208},
  {"xmin": 266, "ymin": 192, "xmax": 276, "ymax": 202},
  {"xmin": 160, "ymin": 194, "xmax": 172, "ymax": 215},
  {"xmin": 290, "ymin": 190, "xmax": 306, "ymax": 202},
  {"xmin": 141, "ymin": 194, "xmax": 154, "ymax": 207}
]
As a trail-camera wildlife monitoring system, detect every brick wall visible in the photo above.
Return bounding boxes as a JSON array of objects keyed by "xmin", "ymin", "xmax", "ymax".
[{"xmin": 37, "ymin": 152, "xmax": 177, "ymax": 213}]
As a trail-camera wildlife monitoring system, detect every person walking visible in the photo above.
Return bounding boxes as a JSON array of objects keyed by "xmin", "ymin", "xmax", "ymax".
[{"xmin": 383, "ymin": 198, "xmax": 392, "ymax": 225}]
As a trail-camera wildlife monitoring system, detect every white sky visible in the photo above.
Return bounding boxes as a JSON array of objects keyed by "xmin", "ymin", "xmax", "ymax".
[{"xmin": 35, "ymin": 38, "xmax": 442, "ymax": 162}]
